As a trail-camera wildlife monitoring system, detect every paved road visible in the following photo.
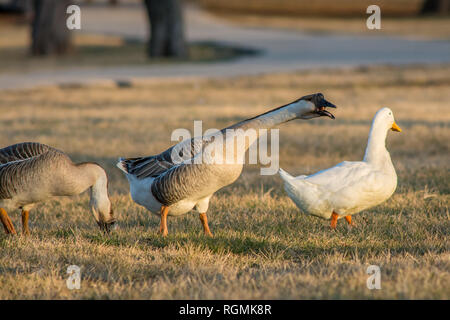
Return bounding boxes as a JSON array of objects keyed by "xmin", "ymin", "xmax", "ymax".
[{"xmin": 1, "ymin": 3, "xmax": 450, "ymax": 90}]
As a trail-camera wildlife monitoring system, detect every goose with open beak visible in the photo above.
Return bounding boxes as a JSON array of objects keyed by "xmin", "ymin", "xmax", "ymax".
[{"xmin": 117, "ymin": 93, "xmax": 336, "ymax": 237}]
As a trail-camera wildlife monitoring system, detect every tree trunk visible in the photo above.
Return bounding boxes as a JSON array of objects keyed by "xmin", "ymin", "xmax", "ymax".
[
  {"xmin": 31, "ymin": 0, "xmax": 72, "ymax": 56},
  {"xmin": 422, "ymin": 0, "xmax": 450, "ymax": 14},
  {"xmin": 143, "ymin": 0, "xmax": 187, "ymax": 58}
]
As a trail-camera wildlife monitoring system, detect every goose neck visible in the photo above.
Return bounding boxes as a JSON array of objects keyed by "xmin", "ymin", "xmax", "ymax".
[
  {"xmin": 363, "ymin": 121, "xmax": 390, "ymax": 166},
  {"xmin": 239, "ymin": 100, "xmax": 310, "ymax": 131}
]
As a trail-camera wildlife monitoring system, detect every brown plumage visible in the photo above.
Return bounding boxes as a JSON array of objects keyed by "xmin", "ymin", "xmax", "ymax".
[{"xmin": 0, "ymin": 142, "xmax": 115, "ymax": 235}]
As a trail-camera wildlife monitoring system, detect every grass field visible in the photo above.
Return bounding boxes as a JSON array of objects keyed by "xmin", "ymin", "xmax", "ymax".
[
  {"xmin": 195, "ymin": 0, "xmax": 424, "ymax": 16},
  {"xmin": 212, "ymin": 14, "xmax": 450, "ymax": 40},
  {"xmin": 194, "ymin": 0, "xmax": 450, "ymax": 40},
  {"xmin": 0, "ymin": 64, "xmax": 449, "ymax": 299}
]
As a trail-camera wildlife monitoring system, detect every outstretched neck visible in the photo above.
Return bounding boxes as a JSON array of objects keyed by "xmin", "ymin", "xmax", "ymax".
[
  {"xmin": 232, "ymin": 99, "xmax": 311, "ymax": 131},
  {"xmin": 363, "ymin": 122, "xmax": 390, "ymax": 166}
]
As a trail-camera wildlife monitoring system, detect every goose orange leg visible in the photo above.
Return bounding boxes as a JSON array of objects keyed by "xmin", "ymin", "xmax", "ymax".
[
  {"xmin": 21, "ymin": 210, "xmax": 30, "ymax": 235},
  {"xmin": 330, "ymin": 211, "xmax": 339, "ymax": 229},
  {"xmin": 0, "ymin": 208, "xmax": 17, "ymax": 235},
  {"xmin": 344, "ymin": 215, "xmax": 354, "ymax": 226},
  {"xmin": 199, "ymin": 213, "xmax": 213, "ymax": 237},
  {"xmin": 159, "ymin": 205, "xmax": 169, "ymax": 237}
]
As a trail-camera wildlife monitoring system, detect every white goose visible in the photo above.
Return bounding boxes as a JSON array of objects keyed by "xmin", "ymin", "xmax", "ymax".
[
  {"xmin": 279, "ymin": 107, "xmax": 401, "ymax": 229},
  {"xmin": 117, "ymin": 93, "xmax": 336, "ymax": 236}
]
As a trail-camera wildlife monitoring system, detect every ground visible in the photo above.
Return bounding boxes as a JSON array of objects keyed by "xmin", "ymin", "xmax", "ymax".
[
  {"xmin": 0, "ymin": 23, "xmax": 251, "ymax": 74},
  {"xmin": 0, "ymin": 64, "xmax": 449, "ymax": 299},
  {"xmin": 194, "ymin": 0, "xmax": 450, "ymax": 40},
  {"xmin": 209, "ymin": 13, "xmax": 450, "ymax": 40}
]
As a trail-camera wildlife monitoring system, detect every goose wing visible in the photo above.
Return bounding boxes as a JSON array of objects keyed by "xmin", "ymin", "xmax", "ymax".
[
  {"xmin": 304, "ymin": 161, "xmax": 392, "ymax": 211},
  {"xmin": 119, "ymin": 133, "xmax": 217, "ymax": 180},
  {"xmin": 304, "ymin": 161, "xmax": 372, "ymax": 193},
  {"xmin": 119, "ymin": 111, "xmax": 251, "ymax": 180},
  {"xmin": 150, "ymin": 161, "xmax": 213, "ymax": 206},
  {"xmin": 0, "ymin": 142, "xmax": 52, "ymax": 164},
  {"xmin": 0, "ymin": 142, "xmax": 64, "ymax": 199}
]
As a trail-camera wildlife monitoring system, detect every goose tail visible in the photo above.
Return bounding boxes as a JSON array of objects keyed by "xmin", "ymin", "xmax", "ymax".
[
  {"xmin": 279, "ymin": 168, "xmax": 328, "ymax": 218},
  {"xmin": 279, "ymin": 168, "xmax": 301, "ymax": 196},
  {"xmin": 116, "ymin": 158, "xmax": 129, "ymax": 174},
  {"xmin": 279, "ymin": 168, "xmax": 303, "ymax": 198},
  {"xmin": 278, "ymin": 168, "xmax": 295, "ymax": 182}
]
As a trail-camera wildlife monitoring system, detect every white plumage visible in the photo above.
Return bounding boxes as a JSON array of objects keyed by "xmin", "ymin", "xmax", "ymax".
[{"xmin": 279, "ymin": 107, "xmax": 402, "ymax": 228}]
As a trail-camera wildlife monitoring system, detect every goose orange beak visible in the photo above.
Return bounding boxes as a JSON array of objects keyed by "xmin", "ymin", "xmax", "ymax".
[{"xmin": 391, "ymin": 122, "xmax": 402, "ymax": 132}]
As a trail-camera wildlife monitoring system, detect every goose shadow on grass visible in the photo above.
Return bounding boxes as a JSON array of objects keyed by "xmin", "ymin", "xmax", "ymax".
[
  {"xmin": 27, "ymin": 224, "xmax": 448, "ymax": 262},
  {"xmin": 138, "ymin": 231, "xmax": 446, "ymax": 260}
]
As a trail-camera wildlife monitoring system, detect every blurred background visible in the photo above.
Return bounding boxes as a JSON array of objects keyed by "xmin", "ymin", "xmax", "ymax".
[
  {"xmin": 0, "ymin": 0, "xmax": 449, "ymax": 89},
  {"xmin": 0, "ymin": 0, "xmax": 449, "ymax": 300}
]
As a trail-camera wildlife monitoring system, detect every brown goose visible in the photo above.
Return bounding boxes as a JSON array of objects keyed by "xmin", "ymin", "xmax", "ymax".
[
  {"xmin": 117, "ymin": 93, "xmax": 336, "ymax": 237},
  {"xmin": 0, "ymin": 142, "xmax": 115, "ymax": 235}
]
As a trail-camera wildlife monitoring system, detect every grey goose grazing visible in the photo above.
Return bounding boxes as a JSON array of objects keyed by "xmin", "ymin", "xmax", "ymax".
[
  {"xmin": 0, "ymin": 142, "xmax": 115, "ymax": 235},
  {"xmin": 117, "ymin": 93, "xmax": 336, "ymax": 237}
]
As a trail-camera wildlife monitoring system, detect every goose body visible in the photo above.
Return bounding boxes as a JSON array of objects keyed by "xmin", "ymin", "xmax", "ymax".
[
  {"xmin": 0, "ymin": 142, "xmax": 115, "ymax": 234},
  {"xmin": 118, "ymin": 93, "xmax": 337, "ymax": 236},
  {"xmin": 123, "ymin": 162, "xmax": 241, "ymax": 217},
  {"xmin": 279, "ymin": 107, "xmax": 401, "ymax": 228}
]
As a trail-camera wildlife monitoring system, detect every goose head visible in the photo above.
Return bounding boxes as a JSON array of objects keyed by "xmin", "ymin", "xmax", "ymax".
[
  {"xmin": 92, "ymin": 197, "xmax": 116, "ymax": 233},
  {"xmin": 363, "ymin": 107, "xmax": 402, "ymax": 164},
  {"xmin": 373, "ymin": 107, "xmax": 402, "ymax": 133},
  {"xmin": 296, "ymin": 93, "xmax": 337, "ymax": 119},
  {"xmin": 97, "ymin": 209, "xmax": 116, "ymax": 234},
  {"xmin": 88, "ymin": 167, "xmax": 116, "ymax": 233}
]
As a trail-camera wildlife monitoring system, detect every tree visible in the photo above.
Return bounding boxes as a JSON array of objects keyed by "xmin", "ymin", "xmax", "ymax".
[
  {"xmin": 422, "ymin": 0, "xmax": 450, "ymax": 14},
  {"xmin": 31, "ymin": 0, "xmax": 72, "ymax": 56},
  {"xmin": 143, "ymin": 0, "xmax": 187, "ymax": 58}
]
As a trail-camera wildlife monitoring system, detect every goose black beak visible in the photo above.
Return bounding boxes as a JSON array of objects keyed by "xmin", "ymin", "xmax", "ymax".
[
  {"xmin": 317, "ymin": 106, "xmax": 336, "ymax": 119},
  {"xmin": 98, "ymin": 219, "xmax": 116, "ymax": 234},
  {"xmin": 316, "ymin": 97, "xmax": 336, "ymax": 119},
  {"xmin": 301, "ymin": 93, "xmax": 337, "ymax": 119}
]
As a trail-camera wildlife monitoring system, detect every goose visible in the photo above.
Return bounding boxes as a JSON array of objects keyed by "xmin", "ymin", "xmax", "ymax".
[
  {"xmin": 279, "ymin": 107, "xmax": 401, "ymax": 229},
  {"xmin": 117, "ymin": 93, "xmax": 336, "ymax": 237},
  {"xmin": 0, "ymin": 142, "xmax": 116, "ymax": 235}
]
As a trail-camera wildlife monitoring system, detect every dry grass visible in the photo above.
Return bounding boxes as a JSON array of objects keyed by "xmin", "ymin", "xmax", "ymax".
[
  {"xmin": 207, "ymin": 12, "xmax": 450, "ymax": 40},
  {"xmin": 194, "ymin": 0, "xmax": 450, "ymax": 40},
  {"xmin": 195, "ymin": 0, "xmax": 424, "ymax": 16},
  {"xmin": 0, "ymin": 64, "xmax": 449, "ymax": 299}
]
